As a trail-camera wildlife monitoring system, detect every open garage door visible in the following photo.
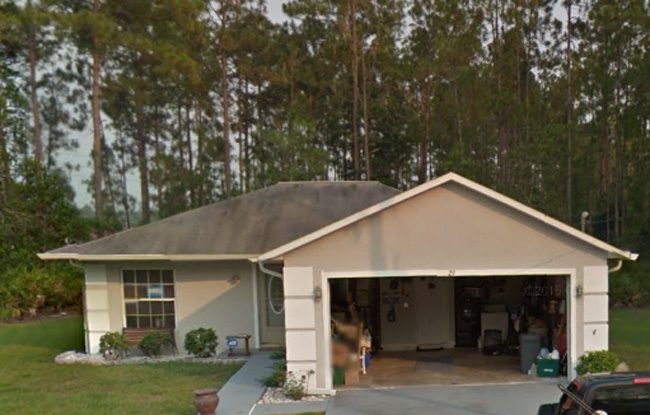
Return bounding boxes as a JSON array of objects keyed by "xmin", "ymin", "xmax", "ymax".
[{"xmin": 328, "ymin": 274, "xmax": 569, "ymax": 388}]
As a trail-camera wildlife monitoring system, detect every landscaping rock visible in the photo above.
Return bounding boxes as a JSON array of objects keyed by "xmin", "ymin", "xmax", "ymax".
[
  {"xmin": 615, "ymin": 361, "xmax": 630, "ymax": 372},
  {"xmin": 55, "ymin": 351, "xmax": 105, "ymax": 365},
  {"xmin": 54, "ymin": 350, "xmax": 248, "ymax": 366},
  {"xmin": 258, "ymin": 387, "xmax": 329, "ymax": 405}
]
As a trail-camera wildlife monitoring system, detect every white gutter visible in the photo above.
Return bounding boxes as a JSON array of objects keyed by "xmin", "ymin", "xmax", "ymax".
[{"xmin": 37, "ymin": 253, "xmax": 257, "ymax": 261}]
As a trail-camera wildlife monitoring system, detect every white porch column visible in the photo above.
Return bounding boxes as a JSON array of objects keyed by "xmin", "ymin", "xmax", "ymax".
[
  {"xmin": 283, "ymin": 266, "xmax": 318, "ymax": 392},
  {"xmin": 582, "ymin": 265, "xmax": 609, "ymax": 352},
  {"xmin": 84, "ymin": 264, "xmax": 110, "ymax": 354}
]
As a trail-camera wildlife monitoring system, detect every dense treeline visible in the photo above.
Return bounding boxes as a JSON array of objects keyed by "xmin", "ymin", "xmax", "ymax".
[{"xmin": 0, "ymin": 1, "xmax": 649, "ymax": 313}]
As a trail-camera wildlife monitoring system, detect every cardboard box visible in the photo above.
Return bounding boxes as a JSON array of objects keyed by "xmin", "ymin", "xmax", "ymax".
[{"xmin": 345, "ymin": 367, "xmax": 359, "ymax": 385}]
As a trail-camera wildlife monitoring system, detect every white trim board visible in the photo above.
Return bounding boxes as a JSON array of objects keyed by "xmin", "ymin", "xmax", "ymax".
[
  {"xmin": 260, "ymin": 172, "xmax": 637, "ymax": 262},
  {"xmin": 325, "ymin": 268, "xmax": 576, "ymax": 278}
]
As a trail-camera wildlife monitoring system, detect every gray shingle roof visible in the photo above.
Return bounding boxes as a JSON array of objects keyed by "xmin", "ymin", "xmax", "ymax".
[{"xmin": 46, "ymin": 181, "xmax": 400, "ymax": 257}]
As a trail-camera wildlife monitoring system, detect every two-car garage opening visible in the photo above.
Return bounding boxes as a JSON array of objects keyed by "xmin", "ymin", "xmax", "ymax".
[{"xmin": 329, "ymin": 274, "xmax": 569, "ymax": 387}]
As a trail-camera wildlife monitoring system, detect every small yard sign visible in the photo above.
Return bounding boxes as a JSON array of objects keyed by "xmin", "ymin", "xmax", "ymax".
[{"xmin": 227, "ymin": 337, "xmax": 239, "ymax": 348}]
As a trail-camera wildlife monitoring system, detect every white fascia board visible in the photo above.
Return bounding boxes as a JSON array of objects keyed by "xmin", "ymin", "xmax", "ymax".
[{"xmin": 259, "ymin": 172, "xmax": 638, "ymax": 262}]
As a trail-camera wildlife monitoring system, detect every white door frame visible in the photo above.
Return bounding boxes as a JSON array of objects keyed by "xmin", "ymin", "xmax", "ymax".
[{"xmin": 320, "ymin": 267, "xmax": 577, "ymax": 391}]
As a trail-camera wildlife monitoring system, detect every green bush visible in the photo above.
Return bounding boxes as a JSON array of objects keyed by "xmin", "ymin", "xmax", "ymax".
[
  {"xmin": 576, "ymin": 350, "xmax": 620, "ymax": 375},
  {"xmin": 184, "ymin": 328, "xmax": 218, "ymax": 358},
  {"xmin": 99, "ymin": 332, "xmax": 130, "ymax": 360},
  {"xmin": 262, "ymin": 359, "xmax": 287, "ymax": 387},
  {"xmin": 0, "ymin": 263, "xmax": 83, "ymax": 319},
  {"xmin": 138, "ymin": 331, "xmax": 173, "ymax": 358},
  {"xmin": 270, "ymin": 349, "xmax": 286, "ymax": 360},
  {"xmin": 282, "ymin": 371, "xmax": 307, "ymax": 400}
]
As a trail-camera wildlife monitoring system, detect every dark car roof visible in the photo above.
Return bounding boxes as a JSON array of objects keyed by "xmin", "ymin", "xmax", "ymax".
[{"xmin": 575, "ymin": 373, "xmax": 650, "ymax": 391}]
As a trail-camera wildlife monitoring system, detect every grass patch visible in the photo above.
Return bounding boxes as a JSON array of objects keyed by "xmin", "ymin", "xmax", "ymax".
[
  {"xmin": 0, "ymin": 316, "xmax": 242, "ymax": 415},
  {"xmin": 610, "ymin": 308, "xmax": 650, "ymax": 371}
]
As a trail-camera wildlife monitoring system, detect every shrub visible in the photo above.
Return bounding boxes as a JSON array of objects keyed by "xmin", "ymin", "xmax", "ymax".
[
  {"xmin": 184, "ymin": 328, "xmax": 218, "ymax": 358},
  {"xmin": 0, "ymin": 263, "xmax": 83, "ymax": 319},
  {"xmin": 282, "ymin": 371, "xmax": 307, "ymax": 400},
  {"xmin": 576, "ymin": 350, "xmax": 620, "ymax": 375},
  {"xmin": 138, "ymin": 331, "xmax": 173, "ymax": 358},
  {"xmin": 270, "ymin": 349, "xmax": 286, "ymax": 360},
  {"xmin": 262, "ymin": 359, "xmax": 286, "ymax": 387},
  {"xmin": 610, "ymin": 271, "xmax": 650, "ymax": 307},
  {"xmin": 99, "ymin": 332, "xmax": 130, "ymax": 360}
]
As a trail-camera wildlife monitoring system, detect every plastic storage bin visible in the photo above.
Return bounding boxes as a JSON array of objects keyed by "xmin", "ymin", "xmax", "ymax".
[{"xmin": 537, "ymin": 358, "xmax": 560, "ymax": 377}]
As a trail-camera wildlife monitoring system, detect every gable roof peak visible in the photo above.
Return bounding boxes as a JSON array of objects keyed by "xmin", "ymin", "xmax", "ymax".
[{"xmin": 260, "ymin": 171, "xmax": 638, "ymax": 262}]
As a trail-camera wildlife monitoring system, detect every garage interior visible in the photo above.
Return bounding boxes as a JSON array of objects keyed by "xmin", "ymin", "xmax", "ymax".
[{"xmin": 329, "ymin": 275, "xmax": 568, "ymax": 387}]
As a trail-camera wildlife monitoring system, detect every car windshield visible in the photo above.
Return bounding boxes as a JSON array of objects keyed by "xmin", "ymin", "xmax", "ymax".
[{"xmin": 592, "ymin": 384, "xmax": 650, "ymax": 415}]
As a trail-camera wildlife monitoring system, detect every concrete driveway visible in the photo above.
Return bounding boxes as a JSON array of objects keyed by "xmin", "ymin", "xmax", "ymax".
[{"xmin": 327, "ymin": 382, "xmax": 563, "ymax": 415}]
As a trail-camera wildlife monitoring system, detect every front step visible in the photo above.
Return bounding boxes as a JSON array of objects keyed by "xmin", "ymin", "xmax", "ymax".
[{"xmin": 259, "ymin": 343, "xmax": 284, "ymax": 351}]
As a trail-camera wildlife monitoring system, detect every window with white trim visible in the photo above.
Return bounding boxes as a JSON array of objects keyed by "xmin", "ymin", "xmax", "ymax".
[{"xmin": 122, "ymin": 269, "xmax": 175, "ymax": 329}]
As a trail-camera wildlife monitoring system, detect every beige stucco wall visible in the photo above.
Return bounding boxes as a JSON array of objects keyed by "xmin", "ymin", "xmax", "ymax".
[
  {"xmin": 283, "ymin": 182, "xmax": 610, "ymax": 391},
  {"xmin": 83, "ymin": 260, "xmax": 256, "ymax": 355}
]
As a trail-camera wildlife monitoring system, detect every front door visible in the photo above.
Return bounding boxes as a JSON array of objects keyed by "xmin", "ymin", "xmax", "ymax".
[{"xmin": 258, "ymin": 273, "xmax": 286, "ymax": 345}]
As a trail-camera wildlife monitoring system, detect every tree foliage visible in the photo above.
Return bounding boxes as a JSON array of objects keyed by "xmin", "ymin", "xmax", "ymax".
[{"xmin": 0, "ymin": 0, "xmax": 649, "ymax": 309}]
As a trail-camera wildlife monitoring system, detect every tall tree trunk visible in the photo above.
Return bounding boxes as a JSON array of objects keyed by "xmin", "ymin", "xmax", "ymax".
[
  {"xmin": 91, "ymin": 0, "xmax": 103, "ymax": 222},
  {"xmin": 454, "ymin": 84, "xmax": 463, "ymax": 145},
  {"xmin": 153, "ymin": 108, "xmax": 163, "ymax": 213},
  {"xmin": 0, "ymin": 126, "xmax": 8, "ymax": 204},
  {"xmin": 118, "ymin": 140, "xmax": 131, "ymax": 229},
  {"xmin": 220, "ymin": 51, "xmax": 232, "ymax": 197},
  {"xmin": 244, "ymin": 79, "xmax": 251, "ymax": 191},
  {"xmin": 418, "ymin": 79, "xmax": 431, "ymax": 184},
  {"xmin": 177, "ymin": 100, "xmax": 185, "ymax": 172},
  {"xmin": 27, "ymin": 3, "xmax": 42, "ymax": 167},
  {"xmin": 185, "ymin": 101, "xmax": 194, "ymax": 206},
  {"xmin": 255, "ymin": 84, "xmax": 264, "ymax": 185},
  {"xmin": 566, "ymin": 0, "xmax": 574, "ymax": 223},
  {"xmin": 195, "ymin": 105, "xmax": 204, "ymax": 205},
  {"xmin": 102, "ymin": 147, "xmax": 117, "ymax": 216},
  {"xmin": 491, "ymin": 1, "xmax": 507, "ymax": 186},
  {"xmin": 349, "ymin": 0, "xmax": 361, "ymax": 180},
  {"xmin": 136, "ymin": 108, "xmax": 150, "ymax": 224},
  {"xmin": 237, "ymin": 78, "xmax": 244, "ymax": 191},
  {"xmin": 361, "ymin": 50, "xmax": 371, "ymax": 180}
]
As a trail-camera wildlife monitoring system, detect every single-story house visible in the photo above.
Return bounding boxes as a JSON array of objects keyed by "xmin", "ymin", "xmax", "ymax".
[{"xmin": 40, "ymin": 173, "xmax": 637, "ymax": 394}]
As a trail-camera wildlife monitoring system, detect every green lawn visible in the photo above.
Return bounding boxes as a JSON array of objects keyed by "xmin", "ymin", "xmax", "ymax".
[
  {"xmin": 610, "ymin": 308, "xmax": 650, "ymax": 371},
  {"xmin": 0, "ymin": 316, "xmax": 242, "ymax": 415},
  {"xmin": 1, "ymin": 309, "xmax": 647, "ymax": 414}
]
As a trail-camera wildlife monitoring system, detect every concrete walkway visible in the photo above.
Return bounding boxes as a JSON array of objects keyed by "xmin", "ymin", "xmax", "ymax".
[
  {"xmin": 328, "ymin": 382, "xmax": 563, "ymax": 415},
  {"xmin": 218, "ymin": 352, "xmax": 274, "ymax": 415}
]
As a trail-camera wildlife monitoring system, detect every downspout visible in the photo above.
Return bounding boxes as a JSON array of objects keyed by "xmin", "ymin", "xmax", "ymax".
[
  {"xmin": 258, "ymin": 259, "xmax": 285, "ymax": 314},
  {"xmin": 608, "ymin": 258, "xmax": 623, "ymax": 274},
  {"xmin": 68, "ymin": 259, "xmax": 84, "ymax": 270}
]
